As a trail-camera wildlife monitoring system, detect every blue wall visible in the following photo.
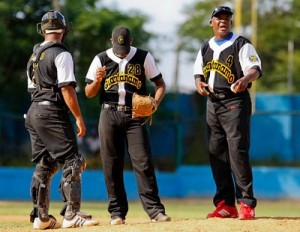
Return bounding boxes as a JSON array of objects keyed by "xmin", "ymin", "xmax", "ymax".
[
  {"xmin": 1, "ymin": 166, "xmax": 300, "ymax": 201},
  {"xmin": 1, "ymin": 94, "xmax": 300, "ymax": 166},
  {"xmin": 251, "ymin": 94, "xmax": 300, "ymax": 161},
  {"xmin": 150, "ymin": 94, "xmax": 300, "ymax": 162},
  {"xmin": 149, "ymin": 94, "xmax": 300, "ymax": 162}
]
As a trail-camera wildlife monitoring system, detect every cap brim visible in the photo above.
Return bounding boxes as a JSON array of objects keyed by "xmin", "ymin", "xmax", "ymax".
[
  {"xmin": 113, "ymin": 44, "xmax": 130, "ymax": 56},
  {"xmin": 212, "ymin": 11, "xmax": 233, "ymax": 18}
]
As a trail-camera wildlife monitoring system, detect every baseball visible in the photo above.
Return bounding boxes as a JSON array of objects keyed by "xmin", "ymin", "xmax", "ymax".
[{"xmin": 231, "ymin": 84, "xmax": 237, "ymax": 93}]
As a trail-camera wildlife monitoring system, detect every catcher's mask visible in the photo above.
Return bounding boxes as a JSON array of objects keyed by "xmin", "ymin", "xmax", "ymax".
[{"xmin": 37, "ymin": 10, "xmax": 68, "ymax": 36}]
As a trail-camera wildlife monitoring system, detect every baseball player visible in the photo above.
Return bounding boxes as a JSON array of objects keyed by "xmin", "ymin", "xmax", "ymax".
[
  {"xmin": 193, "ymin": 6, "xmax": 262, "ymax": 220},
  {"xmin": 25, "ymin": 10, "xmax": 99, "ymax": 229},
  {"xmin": 85, "ymin": 26, "xmax": 171, "ymax": 225}
]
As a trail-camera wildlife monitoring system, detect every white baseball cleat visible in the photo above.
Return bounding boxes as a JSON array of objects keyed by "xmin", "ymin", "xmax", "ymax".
[
  {"xmin": 62, "ymin": 214, "xmax": 99, "ymax": 228},
  {"xmin": 151, "ymin": 213, "xmax": 171, "ymax": 222},
  {"xmin": 110, "ymin": 216, "xmax": 125, "ymax": 225},
  {"xmin": 33, "ymin": 217, "xmax": 61, "ymax": 230}
]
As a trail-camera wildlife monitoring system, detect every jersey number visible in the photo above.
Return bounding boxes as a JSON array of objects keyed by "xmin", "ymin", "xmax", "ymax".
[
  {"xmin": 226, "ymin": 55, "xmax": 234, "ymax": 67},
  {"xmin": 128, "ymin": 64, "xmax": 142, "ymax": 75}
]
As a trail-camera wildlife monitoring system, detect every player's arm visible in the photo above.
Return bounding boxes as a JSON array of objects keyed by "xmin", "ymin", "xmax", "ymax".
[
  {"xmin": 193, "ymin": 48, "xmax": 209, "ymax": 96},
  {"xmin": 61, "ymin": 85, "xmax": 86, "ymax": 137},
  {"xmin": 84, "ymin": 56, "xmax": 105, "ymax": 98},
  {"xmin": 55, "ymin": 51, "xmax": 86, "ymax": 137},
  {"xmin": 144, "ymin": 52, "xmax": 166, "ymax": 107},
  {"xmin": 231, "ymin": 68, "xmax": 261, "ymax": 93},
  {"xmin": 232, "ymin": 43, "xmax": 262, "ymax": 93},
  {"xmin": 195, "ymin": 75, "xmax": 209, "ymax": 96},
  {"xmin": 153, "ymin": 77, "xmax": 166, "ymax": 107},
  {"xmin": 85, "ymin": 66, "xmax": 106, "ymax": 98}
]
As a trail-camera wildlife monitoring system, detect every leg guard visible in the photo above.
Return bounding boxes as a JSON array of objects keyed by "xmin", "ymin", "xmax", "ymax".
[
  {"xmin": 30, "ymin": 156, "xmax": 59, "ymax": 223},
  {"xmin": 59, "ymin": 153, "xmax": 86, "ymax": 220}
]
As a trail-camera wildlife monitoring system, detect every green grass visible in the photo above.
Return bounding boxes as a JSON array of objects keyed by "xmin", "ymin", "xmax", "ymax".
[
  {"xmin": 1, "ymin": 199, "xmax": 300, "ymax": 231},
  {"xmin": 1, "ymin": 199, "xmax": 300, "ymax": 218}
]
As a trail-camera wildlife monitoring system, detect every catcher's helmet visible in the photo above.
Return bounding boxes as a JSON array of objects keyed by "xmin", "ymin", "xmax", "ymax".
[{"xmin": 37, "ymin": 10, "xmax": 67, "ymax": 35}]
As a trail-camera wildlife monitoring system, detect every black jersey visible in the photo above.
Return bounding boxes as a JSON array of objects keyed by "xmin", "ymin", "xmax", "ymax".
[
  {"xmin": 86, "ymin": 47, "xmax": 162, "ymax": 106},
  {"xmin": 193, "ymin": 33, "xmax": 261, "ymax": 94},
  {"xmin": 26, "ymin": 41, "xmax": 76, "ymax": 104}
]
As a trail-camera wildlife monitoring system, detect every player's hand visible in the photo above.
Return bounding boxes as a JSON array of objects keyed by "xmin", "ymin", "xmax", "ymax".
[
  {"xmin": 231, "ymin": 77, "xmax": 249, "ymax": 93},
  {"xmin": 76, "ymin": 118, "xmax": 86, "ymax": 137},
  {"xmin": 95, "ymin": 66, "xmax": 106, "ymax": 83},
  {"xmin": 195, "ymin": 79, "xmax": 209, "ymax": 96}
]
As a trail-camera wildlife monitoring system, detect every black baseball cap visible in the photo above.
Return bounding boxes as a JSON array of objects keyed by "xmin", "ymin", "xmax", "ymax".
[
  {"xmin": 112, "ymin": 26, "xmax": 131, "ymax": 56},
  {"xmin": 211, "ymin": 6, "xmax": 233, "ymax": 18}
]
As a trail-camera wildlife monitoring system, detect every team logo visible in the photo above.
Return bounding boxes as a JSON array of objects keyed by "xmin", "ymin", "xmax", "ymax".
[
  {"xmin": 203, "ymin": 59, "xmax": 235, "ymax": 83},
  {"xmin": 104, "ymin": 72, "xmax": 142, "ymax": 90},
  {"xmin": 249, "ymin": 55, "xmax": 258, "ymax": 63},
  {"xmin": 39, "ymin": 52, "xmax": 45, "ymax": 60},
  {"xmin": 118, "ymin": 36, "xmax": 125, "ymax": 45}
]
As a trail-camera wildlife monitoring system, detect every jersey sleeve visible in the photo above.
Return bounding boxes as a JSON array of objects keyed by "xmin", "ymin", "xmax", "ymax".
[
  {"xmin": 193, "ymin": 49, "xmax": 204, "ymax": 76},
  {"xmin": 144, "ymin": 52, "xmax": 161, "ymax": 80},
  {"xmin": 55, "ymin": 51, "xmax": 76, "ymax": 88},
  {"xmin": 239, "ymin": 43, "xmax": 262, "ymax": 75},
  {"xmin": 85, "ymin": 56, "xmax": 102, "ymax": 84}
]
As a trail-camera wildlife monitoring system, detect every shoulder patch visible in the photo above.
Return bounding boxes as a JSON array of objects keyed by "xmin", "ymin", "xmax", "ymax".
[
  {"xmin": 249, "ymin": 55, "xmax": 259, "ymax": 63},
  {"xmin": 40, "ymin": 52, "xmax": 46, "ymax": 60}
]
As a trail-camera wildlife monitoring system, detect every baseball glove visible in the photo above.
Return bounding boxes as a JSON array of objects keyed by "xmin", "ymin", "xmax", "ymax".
[{"xmin": 132, "ymin": 93, "xmax": 157, "ymax": 125}]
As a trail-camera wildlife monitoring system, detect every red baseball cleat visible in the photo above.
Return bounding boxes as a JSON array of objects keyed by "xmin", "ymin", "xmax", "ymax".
[
  {"xmin": 207, "ymin": 200, "xmax": 238, "ymax": 218},
  {"xmin": 238, "ymin": 202, "xmax": 255, "ymax": 220}
]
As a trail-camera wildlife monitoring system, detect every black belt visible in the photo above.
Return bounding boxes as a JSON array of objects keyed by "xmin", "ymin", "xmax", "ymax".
[
  {"xmin": 208, "ymin": 92, "xmax": 226, "ymax": 100},
  {"xmin": 35, "ymin": 101, "xmax": 68, "ymax": 111},
  {"xmin": 39, "ymin": 87, "xmax": 57, "ymax": 92},
  {"xmin": 37, "ymin": 101, "xmax": 53, "ymax": 106},
  {"xmin": 102, "ymin": 103, "xmax": 131, "ymax": 112},
  {"xmin": 208, "ymin": 91, "xmax": 246, "ymax": 101}
]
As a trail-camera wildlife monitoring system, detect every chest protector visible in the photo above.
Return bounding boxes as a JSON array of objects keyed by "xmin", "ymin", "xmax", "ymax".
[{"xmin": 27, "ymin": 42, "xmax": 68, "ymax": 104}]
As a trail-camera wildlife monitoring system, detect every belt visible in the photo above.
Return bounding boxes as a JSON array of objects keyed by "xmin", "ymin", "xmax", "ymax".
[
  {"xmin": 208, "ymin": 91, "xmax": 248, "ymax": 101},
  {"xmin": 39, "ymin": 86, "xmax": 58, "ymax": 92},
  {"xmin": 102, "ymin": 103, "xmax": 131, "ymax": 112},
  {"xmin": 37, "ymin": 101, "xmax": 53, "ymax": 106},
  {"xmin": 209, "ymin": 92, "xmax": 226, "ymax": 100}
]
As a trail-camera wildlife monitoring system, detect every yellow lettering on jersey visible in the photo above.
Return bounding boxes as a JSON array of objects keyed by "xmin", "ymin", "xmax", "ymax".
[
  {"xmin": 203, "ymin": 59, "xmax": 235, "ymax": 84},
  {"xmin": 128, "ymin": 64, "xmax": 142, "ymax": 75},
  {"xmin": 226, "ymin": 55, "xmax": 234, "ymax": 67},
  {"xmin": 104, "ymin": 72, "xmax": 142, "ymax": 90}
]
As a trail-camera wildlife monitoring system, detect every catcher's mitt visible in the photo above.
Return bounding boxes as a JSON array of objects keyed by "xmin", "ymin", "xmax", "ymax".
[{"xmin": 132, "ymin": 93, "xmax": 157, "ymax": 125}]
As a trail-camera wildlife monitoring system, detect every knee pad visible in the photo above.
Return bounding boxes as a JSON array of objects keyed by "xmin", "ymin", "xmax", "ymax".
[
  {"xmin": 59, "ymin": 154, "xmax": 86, "ymax": 219},
  {"xmin": 30, "ymin": 156, "xmax": 58, "ymax": 222}
]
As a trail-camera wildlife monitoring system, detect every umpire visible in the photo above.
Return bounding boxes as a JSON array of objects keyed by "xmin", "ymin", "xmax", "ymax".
[{"xmin": 25, "ymin": 10, "xmax": 98, "ymax": 229}]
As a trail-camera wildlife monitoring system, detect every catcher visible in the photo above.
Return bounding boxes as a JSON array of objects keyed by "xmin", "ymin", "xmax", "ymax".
[
  {"xmin": 85, "ymin": 26, "xmax": 171, "ymax": 225},
  {"xmin": 25, "ymin": 10, "xmax": 99, "ymax": 229}
]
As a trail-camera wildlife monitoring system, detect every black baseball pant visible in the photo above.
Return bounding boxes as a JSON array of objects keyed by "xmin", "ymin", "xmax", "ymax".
[
  {"xmin": 25, "ymin": 102, "xmax": 78, "ymax": 162},
  {"xmin": 99, "ymin": 108, "xmax": 166, "ymax": 219},
  {"xmin": 206, "ymin": 93, "xmax": 257, "ymax": 208}
]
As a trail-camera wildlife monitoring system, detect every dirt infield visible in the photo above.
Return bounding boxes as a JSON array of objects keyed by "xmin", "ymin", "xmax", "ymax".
[
  {"xmin": 1, "ymin": 199, "xmax": 300, "ymax": 232},
  {"xmin": 1, "ymin": 215, "xmax": 300, "ymax": 232}
]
